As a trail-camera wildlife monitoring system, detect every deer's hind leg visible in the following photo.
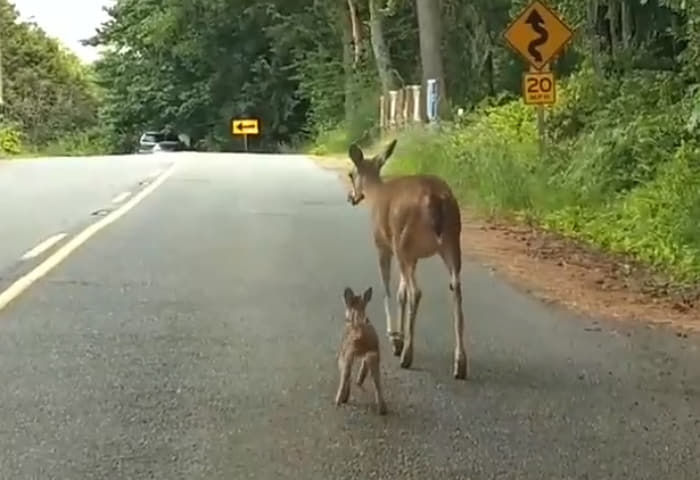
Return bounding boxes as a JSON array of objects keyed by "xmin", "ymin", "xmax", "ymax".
[
  {"xmin": 439, "ymin": 239, "xmax": 468, "ymax": 380},
  {"xmin": 398, "ymin": 256, "xmax": 420, "ymax": 370}
]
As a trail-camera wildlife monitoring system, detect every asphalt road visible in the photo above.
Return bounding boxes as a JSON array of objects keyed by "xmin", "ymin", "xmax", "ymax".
[
  {"xmin": 0, "ymin": 152, "xmax": 698, "ymax": 479},
  {"xmin": 0, "ymin": 154, "xmax": 174, "ymax": 274}
]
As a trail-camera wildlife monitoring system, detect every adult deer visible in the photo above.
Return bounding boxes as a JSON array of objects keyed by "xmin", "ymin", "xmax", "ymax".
[{"xmin": 345, "ymin": 139, "xmax": 469, "ymax": 379}]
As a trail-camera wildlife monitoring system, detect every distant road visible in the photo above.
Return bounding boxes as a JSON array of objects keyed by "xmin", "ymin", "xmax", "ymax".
[{"xmin": 0, "ymin": 154, "xmax": 174, "ymax": 277}]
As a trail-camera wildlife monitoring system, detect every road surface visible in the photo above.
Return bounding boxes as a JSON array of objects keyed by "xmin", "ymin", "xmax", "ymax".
[
  {"xmin": 0, "ymin": 153, "xmax": 698, "ymax": 479},
  {"xmin": 0, "ymin": 154, "xmax": 174, "ymax": 275}
]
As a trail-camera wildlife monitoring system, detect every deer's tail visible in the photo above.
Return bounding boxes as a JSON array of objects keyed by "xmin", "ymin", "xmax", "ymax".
[{"xmin": 427, "ymin": 193, "xmax": 446, "ymax": 239}]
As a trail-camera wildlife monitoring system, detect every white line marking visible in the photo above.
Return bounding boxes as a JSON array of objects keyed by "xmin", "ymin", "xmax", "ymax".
[
  {"xmin": 0, "ymin": 164, "xmax": 176, "ymax": 313},
  {"xmin": 112, "ymin": 191, "xmax": 131, "ymax": 204},
  {"xmin": 147, "ymin": 169, "xmax": 163, "ymax": 179},
  {"xmin": 20, "ymin": 233, "xmax": 67, "ymax": 260}
]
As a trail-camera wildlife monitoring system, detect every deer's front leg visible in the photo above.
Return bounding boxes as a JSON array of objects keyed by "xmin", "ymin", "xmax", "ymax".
[{"xmin": 378, "ymin": 247, "xmax": 402, "ymax": 356}]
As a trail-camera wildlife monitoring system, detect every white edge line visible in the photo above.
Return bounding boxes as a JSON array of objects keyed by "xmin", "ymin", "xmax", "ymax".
[
  {"xmin": 112, "ymin": 191, "xmax": 132, "ymax": 204},
  {"xmin": 0, "ymin": 164, "xmax": 176, "ymax": 312},
  {"xmin": 20, "ymin": 233, "xmax": 68, "ymax": 260}
]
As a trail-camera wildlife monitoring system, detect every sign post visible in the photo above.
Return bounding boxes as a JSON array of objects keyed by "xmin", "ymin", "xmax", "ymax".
[
  {"xmin": 503, "ymin": 0, "xmax": 573, "ymax": 157},
  {"xmin": 231, "ymin": 118, "xmax": 260, "ymax": 152}
]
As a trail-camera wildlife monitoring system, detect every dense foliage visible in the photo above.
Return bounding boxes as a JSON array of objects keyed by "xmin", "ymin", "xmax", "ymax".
[{"xmin": 0, "ymin": 0, "xmax": 102, "ymax": 156}]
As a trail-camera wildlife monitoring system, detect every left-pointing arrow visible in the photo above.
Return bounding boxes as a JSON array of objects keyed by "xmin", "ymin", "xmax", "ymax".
[{"xmin": 235, "ymin": 122, "xmax": 255, "ymax": 132}]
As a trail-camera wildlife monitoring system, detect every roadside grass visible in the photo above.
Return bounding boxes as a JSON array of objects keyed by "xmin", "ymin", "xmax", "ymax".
[{"xmin": 1, "ymin": 127, "xmax": 111, "ymax": 160}]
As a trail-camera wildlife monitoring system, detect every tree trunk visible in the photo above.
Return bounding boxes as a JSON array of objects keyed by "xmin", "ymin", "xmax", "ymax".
[
  {"xmin": 415, "ymin": 0, "xmax": 447, "ymax": 119},
  {"xmin": 341, "ymin": 0, "xmax": 354, "ymax": 122},
  {"xmin": 621, "ymin": 0, "xmax": 632, "ymax": 49},
  {"xmin": 485, "ymin": 50, "xmax": 495, "ymax": 97},
  {"xmin": 587, "ymin": 0, "xmax": 604, "ymax": 75},
  {"xmin": 368, "ymin": 0, "xmax": 399, "ymax": 95},
  {"xmin": 608, "ymin": 0, "xmax": 620, "ymax": 58},
  {"xmin": 347, "ymin": 0, "xmax": 361, "ymax": 66}
]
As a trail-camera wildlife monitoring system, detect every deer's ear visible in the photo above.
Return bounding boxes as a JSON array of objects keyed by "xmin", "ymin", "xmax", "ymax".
[
  {"xmin": 343, "ymin": 287, "xmax": 355, "ymax": 307},
  {"xmin": 362, "ymin": 287, "xmax": 373, "ymax": 304},
  {"xmin": 348, "ymin": 143, "xmax": 364, "ymax": 167},
  {"xmin": 377, "ymin": 139, "xmax": 397, "ymax": 169}
]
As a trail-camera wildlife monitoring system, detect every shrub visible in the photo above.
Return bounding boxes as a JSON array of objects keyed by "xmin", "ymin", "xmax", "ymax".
[{"xmin": 0, "ymin": 125, "xmax": 23, "ymax": 156}]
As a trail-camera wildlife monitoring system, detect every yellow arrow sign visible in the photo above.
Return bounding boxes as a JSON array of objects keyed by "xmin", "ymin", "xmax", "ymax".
[
  {"xmin": 503, "ymin": 0, "xmax": 573, "ymax": 71},
  {"xmin": 231, "ymin": 118, "xmax": 260, "ymax": 136}
]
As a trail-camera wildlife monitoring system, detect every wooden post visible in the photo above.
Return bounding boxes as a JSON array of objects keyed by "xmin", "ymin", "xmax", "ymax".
[
  {"xmin": 388, "ymin": 90, "xmax": 398, "ymax": 130},
  {"xmin": 379, "ymin": 95, "xmax": 386, "ymax": 131},
  {"xmin": 533, "ymin": 63, "xmax": 550, "ymax": 159},
  {"xmin": 409, "ymin": 85, "xmax": 421, "ymax": 123},
  {"xmin": 401, "ymin": 87, "xmax": 409, "ymax": 128},
  {"xmin": 243, "ymin": 134, "xmax": 248, "ymax": 152}
]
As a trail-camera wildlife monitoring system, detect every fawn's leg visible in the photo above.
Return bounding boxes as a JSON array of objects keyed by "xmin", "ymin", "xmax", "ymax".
[
  {"xmin": 356, "ymin": 357, "xmax": 368, "ymax": 387},
  {"xmin": 367, "ymin": 352, "xmax": 387, "ymax": 415},
  {"xmin": 335, "ymin": 353, "xmax": 354, "ymax": 405}
]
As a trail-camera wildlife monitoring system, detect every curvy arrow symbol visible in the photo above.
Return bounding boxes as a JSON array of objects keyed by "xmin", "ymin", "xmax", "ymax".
[
  {"xmin": 525, "ymin": 9, "xmax": 548, "ymax": 63},
  {"xmin": 235, "ymin": 122, "xmax": 256, "ymax": 132}
]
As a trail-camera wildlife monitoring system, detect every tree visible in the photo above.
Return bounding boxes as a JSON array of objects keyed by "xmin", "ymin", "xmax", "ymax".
[
  {"xmin": 0, "ymin": 0, "xmax": 100, "ymax": 151},
  {"xmin": 368, "ymin": 0, "xmax": 401, "ymax": 95},
  {"xmin": 415, "ymin": 0, "xmax": 447, "ymax": 118}
]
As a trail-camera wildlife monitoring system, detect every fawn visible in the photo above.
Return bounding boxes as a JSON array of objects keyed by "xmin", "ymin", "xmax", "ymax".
[{"xmin": 335, "ymin": 286, "xmax": 387, "ymax": 415}]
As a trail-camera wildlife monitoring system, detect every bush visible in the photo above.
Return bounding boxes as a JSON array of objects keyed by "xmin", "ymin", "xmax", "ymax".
[
  {"xmin": 0, "ymin": 125, "xmax": 23, "ymax": 156},
  {"xmin": 37, "ymin": 127, "xmax": 110, "ymax": 156},
  {"xmin": 544, "ymin": 142, "xmax": 700, "ymax": 282}
]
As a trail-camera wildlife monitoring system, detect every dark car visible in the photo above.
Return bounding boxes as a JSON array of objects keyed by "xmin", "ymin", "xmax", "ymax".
[{"xmin": 138, "ymin": 131, "xmax": 184, "ymax": 153}]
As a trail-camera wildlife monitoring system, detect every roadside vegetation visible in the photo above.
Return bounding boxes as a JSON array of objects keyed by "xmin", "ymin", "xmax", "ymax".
[{"xmin": 0, "ymin": 0, "xmax": 104, "ymax": 158}]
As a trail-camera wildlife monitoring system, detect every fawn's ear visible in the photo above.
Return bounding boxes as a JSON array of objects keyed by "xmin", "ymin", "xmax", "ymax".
[
  {"xmin": 362, "ymin": 286, "xmax": 372, "ymax": 305},
  {"xmin": 348, "ymin": 143, "xmax": 364, "ymax": 167},
  {"xmin": 343, "ymin": 287, "xmax": 355, "ymax": 307}
]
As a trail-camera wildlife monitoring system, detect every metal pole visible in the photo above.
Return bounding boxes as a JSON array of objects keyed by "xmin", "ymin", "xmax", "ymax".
[
  {"xmin": 533, "ymin": 64, "xmax": 549, "ymax": 159},
  {"xmin": 243, "ymin": 134, "xmax": 248, "ymax": 152}
]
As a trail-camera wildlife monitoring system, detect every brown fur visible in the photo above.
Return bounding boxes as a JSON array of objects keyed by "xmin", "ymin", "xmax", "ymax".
[
  {"xmin": 345, "ymin": 139, "xmax": 469, "ymax": 380},
  {"xmin": 335, "ymin": 286, "xmax": 387, "ymax": 415}
]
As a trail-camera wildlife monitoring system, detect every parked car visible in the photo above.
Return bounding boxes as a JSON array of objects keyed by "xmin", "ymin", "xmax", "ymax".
[{"xmin": 137, "ymin": 131, "xmax": 185, "ymax": 153}]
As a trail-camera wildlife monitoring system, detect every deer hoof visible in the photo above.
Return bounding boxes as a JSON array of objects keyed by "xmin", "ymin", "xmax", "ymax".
[
  {"xmin": 400, "ymin": 345, "xmax": 413, "ymax": 369},
  {"xmin": 390, "ymin": 336, "xmax": 403, "ymax": 357},
  {"xmin": 453, "ymin": 355, "xmax": 469, "ymax": 380}
]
